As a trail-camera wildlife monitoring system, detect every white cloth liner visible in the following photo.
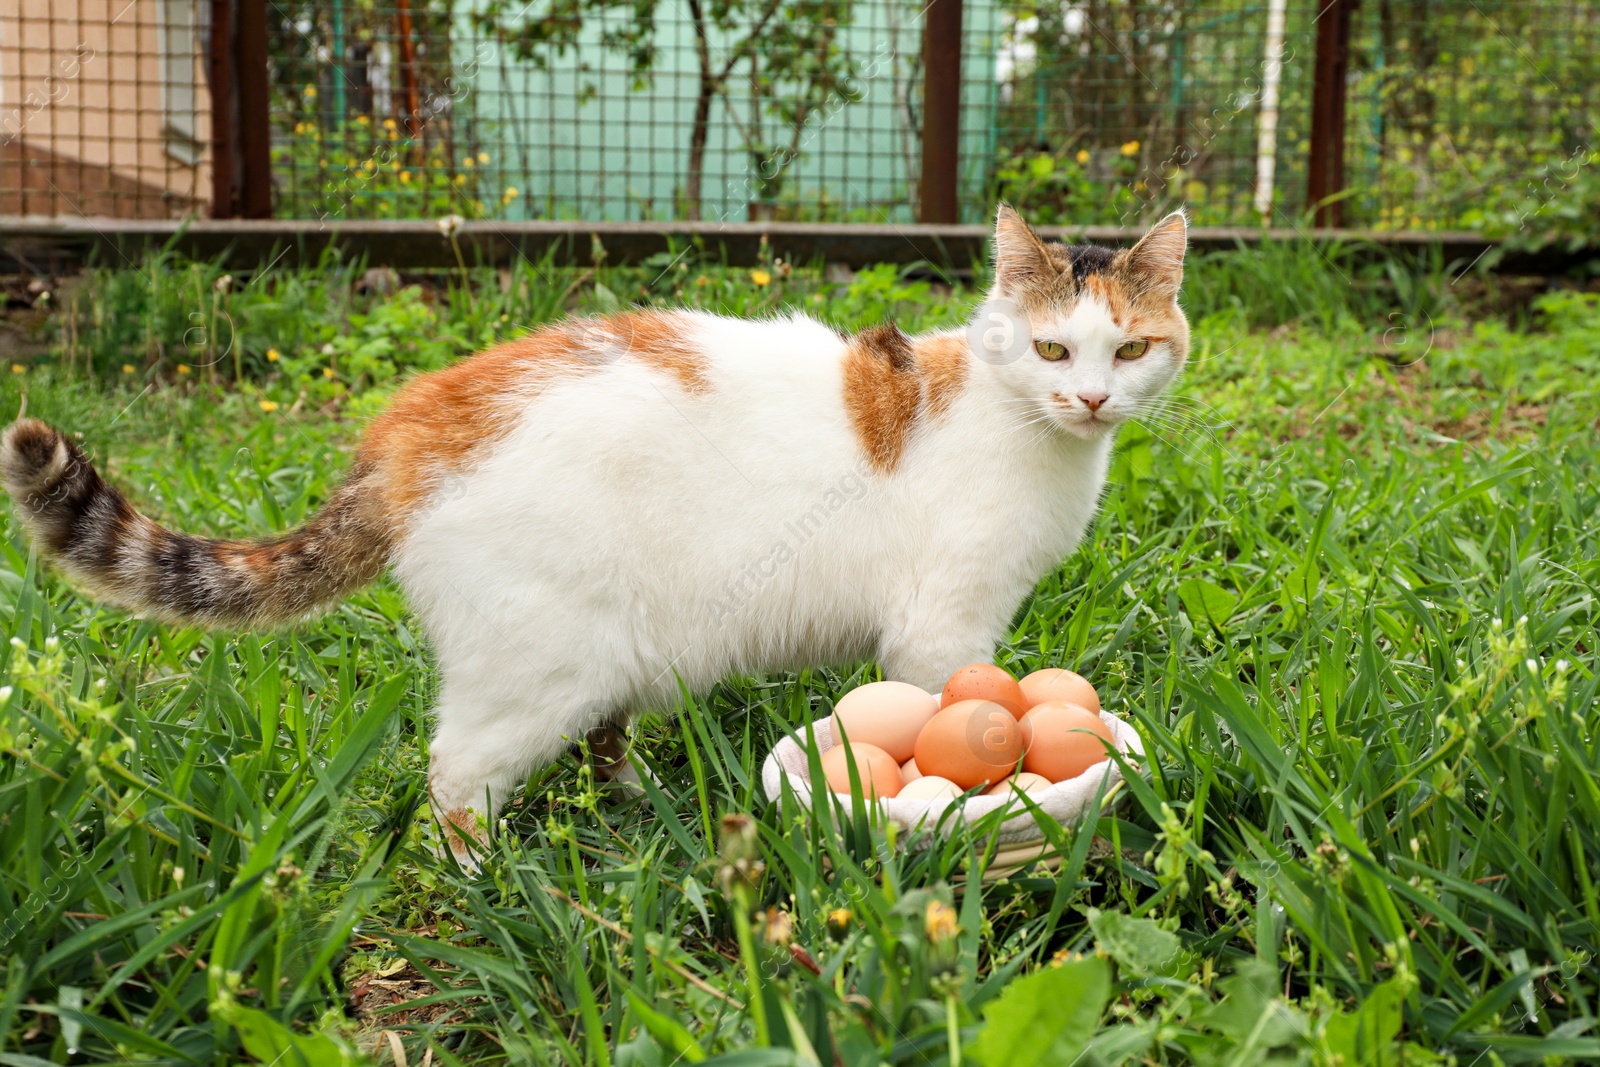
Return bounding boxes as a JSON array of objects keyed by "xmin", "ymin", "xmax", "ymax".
[{"xmin": 759, "ymin": 711, "xmax": 1144, "ymax": 847}]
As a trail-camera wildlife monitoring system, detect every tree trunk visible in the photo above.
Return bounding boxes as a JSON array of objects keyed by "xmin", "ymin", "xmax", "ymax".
[{"xmin": 685, "ymin": 0, "xmax": 713, "ymax": 220}]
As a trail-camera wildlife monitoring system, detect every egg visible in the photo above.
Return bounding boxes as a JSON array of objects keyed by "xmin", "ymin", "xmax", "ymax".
[
  {"xmin": 898, "ymin": 775, "xmax": 961, "ymax": 800},
  {"xmin": 819, "ymin": 742, "xmax": 904, "ymax": 798},
  {"xmin": 1020, "ymin": 702, "xmax": 1115, "ymax": 782},
  {"xmin": 913, "ymin": 699, "xmax": 1024, "ymax": 790},
  {"xmin": 941, "ymin": 663, "xmax": 1028, "ymax": 719},
  {"xmin": 1019, "ymin": 668, "xmax": 1101, "ymax": 714},
  {"xmin": 900, "ymin": 757, "xmax": 923, "ymax": 783},
  {"xmin": 830, "ymin": 681, "xmax": 940, "ymax": 763},
  {"xmin": 984, "ymin": 772, "xmax": 1055, "ymax": 796}
]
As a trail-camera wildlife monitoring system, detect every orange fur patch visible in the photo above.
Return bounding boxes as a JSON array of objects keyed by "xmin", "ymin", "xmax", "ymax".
[
  {"xmin": 843, "ymin": 326, "xmax": 970, "ymax": 473},
  {"xmin": 361, "ymin": 311, "xmax": 705, "ymax": 523},
  {"xmin": 914, "ymin": 333, "xmax": 970, "ymax": 420},
  {"xmin": 609, "ymin": 309, "xmax": 710, "ymax": 396},
  {"xmin": 1080, "ymin": 273, "xmax": 1128, "ymax": 325}
]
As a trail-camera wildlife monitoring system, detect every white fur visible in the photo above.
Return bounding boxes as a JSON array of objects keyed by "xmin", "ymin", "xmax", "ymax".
[{"xmin": 402, "ymin": 248, "xmax": 1185, "ymax": 840}]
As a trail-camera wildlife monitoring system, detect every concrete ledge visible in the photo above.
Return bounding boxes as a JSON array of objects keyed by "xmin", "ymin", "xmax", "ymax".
[{"xmin": 0, "ymin": 216, "xmax": 1583, "ymax": 274}]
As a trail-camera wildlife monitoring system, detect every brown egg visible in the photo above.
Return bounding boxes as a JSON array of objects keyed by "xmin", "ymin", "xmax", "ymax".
[
  {"xmin": 914, "ymin": 699, "xmax": 1023, "ymax": 790},
  {"xmin": 941, "ymin": 663, "xmax": 1028, "ymax": 719},
  {"xmin": 819, "ymin": 743, "xmax": 904, "ymax": 799},
  {"xmin": 830, "ymin": 681, "xmax": 940, "ymax": 763},
  {"xmin": 984, "ymin": 772, "xmax": 1055, "ymax": 797},
  {"xmin": 1019, "ymin": 668, "xmax": 1101, "ymax": 714},
  {"xmin": 1020, "ymin": 702, "xmax": 1115, "ymax": 782},
  {"xmin": 900, "ymin": 757, "xmax": 923, "ymax": 783},
  {"xmin": 898, "ymin": 775, "xmax": 961, "ymax": 800}
]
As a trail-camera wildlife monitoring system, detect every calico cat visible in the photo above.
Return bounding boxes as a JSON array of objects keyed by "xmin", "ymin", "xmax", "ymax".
[{"xmin": 1, "ymin": 206, "xmax": 1189, "ymax": 860}]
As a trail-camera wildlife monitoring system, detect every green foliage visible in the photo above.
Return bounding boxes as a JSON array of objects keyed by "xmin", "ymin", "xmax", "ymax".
[
  {"xmin": 2, "ymin": 253, "xmax": 1598, "ymax": 1064},
  {"xmin": 270, "ymin": 115, "xmax": 488, "ymax": 221}
]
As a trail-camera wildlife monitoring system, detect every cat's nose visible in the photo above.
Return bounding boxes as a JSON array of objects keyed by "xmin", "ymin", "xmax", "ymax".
[{"xmin": 1077, "ymin": 391, "xmax": 1109, "ymax": 412}]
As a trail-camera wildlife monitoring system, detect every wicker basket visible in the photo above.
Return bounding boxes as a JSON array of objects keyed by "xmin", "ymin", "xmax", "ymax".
[{"xmin": 759, "ymin": 711, "xmax": 1142, "ymax": 880}]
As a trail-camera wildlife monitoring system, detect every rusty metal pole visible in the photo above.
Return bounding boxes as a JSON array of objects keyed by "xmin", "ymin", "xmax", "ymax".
[
  {"xmin": 236, "ymin": 0, "xmax": 273, "ymax": 218},
  {"xmin": 918, "ymin": 0, "xmax": 962, "ymax": 223},
  {"xmin": 208, "ymin": 0, "xmax": 238, "ymax": 218},
  {"xmin": 1307, "ymin": 0, "xmax": 1358, "ymax": 227}
]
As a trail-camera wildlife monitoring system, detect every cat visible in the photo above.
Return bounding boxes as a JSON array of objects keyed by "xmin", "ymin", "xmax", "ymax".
[{"xmin": 0, "ymin": 205, "xmax": 1189, "ymax": 861}]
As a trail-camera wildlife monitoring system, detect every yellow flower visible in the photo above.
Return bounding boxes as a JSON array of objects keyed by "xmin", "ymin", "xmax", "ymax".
[
  {"xmin": 303, "ymin": 85, "xmax": 317, "ymax": 99},
  {"xmin": 400, "ymin": 170, "xmax": 412, "ymax": 183},
  {"xmin": 478, "ymin": 151, "xmax": 490, "ymax": 164},
  {"xmin": 750, "ymin": 268, "xmax": 772, "ymax": 287},
  {"xmin": 266, "ymin": 348, "xmax": 280, "ymax": 362},
  {"xmin": 258, "ymin": 399, "xmax": 279, "ymax": 412},
  {"xmin": 355, "ymin": 114, "xmax": 369, "ymax": 125},
  {"xmin": 1121, "ymin": 140, "xmax": 1140, "ymax": 156},
  {"xmin": 176, "ymin": 364, "xmax": 191, "ymax": 375},
  {"xmin": 362, "ymin": 159, "xmax": 376, "ymax": 172},
  {"xmin": 322, "ymin": 367, "xmax": 335, "ymax": 378},
  {"xmin": 1076, "ymin": 149, "xmax": 1090, "ymax": 165},
  {"xmin": 9, "ymin": 364, "xmax": 23, "ymax": 374},
  {"xmin": 924, "ymin": 900, "xmax": 959, "ymax": 944},
  {"xmin": 383, "ymin": 118, "xmax": 397, "ymax": 131},
  {"xmin": 694, "ymin": 275, "xmax": 709, "ymax": 287},
  {"xmin": 454, "ymin": 173, "xmax": 466, "ymax": 185},
  {"xmin": 502, "ymin": 186, "xmax": 519, "ymax": 200},
  {"xmin": 121, "ymin": 363, "xmax": 135, "ymax": 374},
  {"xmin": 462, "ymin": 156, "xmax": 474, "ymax": 168}
]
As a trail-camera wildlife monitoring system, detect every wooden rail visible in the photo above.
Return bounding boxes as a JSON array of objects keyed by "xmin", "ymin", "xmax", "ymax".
[{"xmin": 0, "ymin": 217, "xmax": 1582, "ymax": 275}]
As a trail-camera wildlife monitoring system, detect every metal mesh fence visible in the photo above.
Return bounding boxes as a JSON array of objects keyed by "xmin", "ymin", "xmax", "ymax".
[
  {"xmin": 268, "ymin": 0, "xmax": 1001, "ymax": 224},
  {"xmin": 1, "ymin": 0, "xmax": 1597, "ymax": 232}
]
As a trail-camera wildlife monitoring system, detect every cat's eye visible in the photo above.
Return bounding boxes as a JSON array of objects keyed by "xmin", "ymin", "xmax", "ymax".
[
  {"xmin": 1116, "ymin": 339, "xmax": 1150, "ymax": 360},
  {"xmin": 1036, "ymin": 340, "xmax": 1067, "ymax": 361}
]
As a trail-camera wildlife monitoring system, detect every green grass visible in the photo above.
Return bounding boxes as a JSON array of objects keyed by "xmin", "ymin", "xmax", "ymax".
[{"xmin": 1, "ymin": 245, "xmax": 1597, "ymax": 1066}]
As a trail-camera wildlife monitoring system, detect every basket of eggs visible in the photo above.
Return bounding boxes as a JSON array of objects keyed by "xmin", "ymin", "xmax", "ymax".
[{"xmin": 759, "ymin": 664, "xmax": 1142, "ymax": 880}]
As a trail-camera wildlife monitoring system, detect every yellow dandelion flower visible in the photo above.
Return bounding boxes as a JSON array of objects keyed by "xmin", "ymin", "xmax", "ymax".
[
  {"xmin": 478, "ymin": 151, "xmax": 490, "ymax": 164},
  {"xmin": 383, "ymin": 118, "xmax": 397, "ymax": 131},
  {"xmin": 356, "ymin": 114, "xmax": 369, "ymax": 125},
  {"xmin": 1121, "ymin": 140, "xmax": 1140, "ymax": 156},
  {"xmin": 259, "ymin": 399, "xmax": 279, "ymax": 412},
  {"xmin": 362, "ymin": 159, "xmax": 376, "ymax": 172},
  {"xmin": 303, "ymin": 85, "xmax": 317, "ymax": 99},
  {"xmin": 454, "ymin": 173, "xmax": 466, "ymax": 185},
  {"xmin": 1076, "ymin": 149, "xmax": 1090, "ymax": 165},
  {"xmin": 750, "ymin": 268, "xmax": 772, "ymax": 286},
  {"xmin": 694, "ymin": 275, "xmax": 709, "ymax": 287},
  {"xmin": 322, "ymin": 367, "xmax": 335, "ymax": 378},
  {"xmin": 266, "ymin": 348, "xmax": 280, "ymax": 362},
  {"xmin": 462, "ymin": 156, "xmax": 474, "ymax": 168},
  {"xmin": 400, "ymin": 170, "xmax": 412, "ymax": 183},
  {"xmin": 176, "ymin": 364, "xmax": 191, "ymax": 375},
  {"xmin": 9, "ymin": 363, "xmax": 24, "ymax": 374},
  {"xmin": 121, "ymin": 363, "xmax": 135, "ymax": 374},
  {"xmin": 503, "ymin": 186, "xmax": 519, "ymax": 199}
]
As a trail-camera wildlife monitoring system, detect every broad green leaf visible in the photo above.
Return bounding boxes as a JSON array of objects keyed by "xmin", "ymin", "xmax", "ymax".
[
  {"xmin": 211, "ymin": 995, "xmax": 367, "ymax": 1067},
  {"xmin": 970, "ymin": 956, "xmax": 1110, "ymax": 1067},
  {"xmin": 624, "ymin": 986, "xmax": 707, "ymax": 1063},
  {"xmin": 1177, "ymin": 578, "xmax": 1237, "ymax": 630},
  {"xmin": 1088, "ymin": 908, "xmax": 1185, "ymax": 977}
]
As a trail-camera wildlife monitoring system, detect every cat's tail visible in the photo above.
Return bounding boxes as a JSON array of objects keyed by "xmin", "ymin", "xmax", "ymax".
[{"xmin": 1, "ymin": 419, "xmax": 393, "ymax": 628}]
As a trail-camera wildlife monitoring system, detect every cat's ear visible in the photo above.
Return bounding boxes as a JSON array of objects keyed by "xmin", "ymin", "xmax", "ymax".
[
  {"xmin": 992, "ymin": 204, "xmax": 1060, "ymax": 296},
  {"xmin": 1123, "ymin": 210, "xmax": 1188, "ymax": 295}
]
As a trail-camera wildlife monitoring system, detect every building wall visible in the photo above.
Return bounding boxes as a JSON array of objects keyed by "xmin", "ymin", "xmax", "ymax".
[{"xmin": 0, "ymin": 0, "xmax": 209, "ymax": 217}]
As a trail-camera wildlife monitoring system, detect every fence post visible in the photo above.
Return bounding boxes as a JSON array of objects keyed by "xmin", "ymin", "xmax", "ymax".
[
  {"xmin": 236, "ymin": 0, "xmax": 273, "ymax": 218},
  {"xmin": 1306, "ymin": 0, "xmax": 1358, "ymax": 227},
  {"xmin": 208, "ymin": 0, "xmax": 238, "ymax": 218},
  {"xmin": 918, "ymin": 0, "xmax": 962, "ymax": 223},
  {"xmin": 208, "ymin": 0, "xmax": 273, "ymax": 218}
]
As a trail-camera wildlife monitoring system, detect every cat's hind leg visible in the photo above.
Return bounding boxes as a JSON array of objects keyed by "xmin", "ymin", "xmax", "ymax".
[{"xmin": 425, "ymin": 672, "xmax": 611, "ymax": 865}]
